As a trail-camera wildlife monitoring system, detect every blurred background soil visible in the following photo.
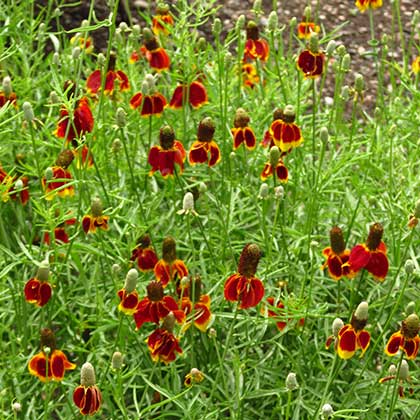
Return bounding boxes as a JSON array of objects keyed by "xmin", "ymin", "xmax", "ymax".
[{"xmin": 37, "ymin": 0, "xmax": 419, "ymax": 109}]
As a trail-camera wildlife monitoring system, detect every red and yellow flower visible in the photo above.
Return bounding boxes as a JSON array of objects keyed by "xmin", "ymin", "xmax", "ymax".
[
  {"xmin": 242, "ymin": 63, "xmax": 260, "ymax": 89},
  {"xmin": 184, "ymin": 368, "xmax": 204, "ymax": 387},
  {"xmin": 44, "ymin": 216, "xmax": 77, "ymax": 245},
  {"xmin": 231, "ymin": 108, "xmax": 256, "ymax": 150},
  {"xmin": 264, "ymin": 297, "xmax": 304, "ymax": 331},
  {"xmin": 269, "ymin": 106, "xmax": 303, "ymax": 153},
  {"xmin": 224, "ymin": 243, "xmax": 264, "ymax": 309},
  {"xmin": 346, "ymin": 222, "xmax": 388, "ymax": 281},
  {"xmin": 130, "ymin": 234, "xmax": 158, "ymax": 271},
  {"xmin": 297, "ymin": 20, "xmax": 320, "ymax": 40},
  {"xmin": 0, "ymin": 166, "xmax": 29, "ymax": 205},
  {"xmin": 117, "ymin": 268, "xmax": 139, "ymax": 315},
  {"xmin": 73, "ymin": 362, "xmax": 102, "ymax": 416},
  {"xmin": 133, "ymin": 280, "xmax": 185, "ymax": 330},
  {"xmin": 336, "ymin": 302, "xmax": 370, "ymax": 359},
  {"xmin": 70, "ymin": 34, "xmax": 94, "ymax": 53},
  {"xmin": 24, "ymin": 260, "xmax": 52, "ymax": 307},
  {"xmin": 385, "ymin": 314, "xmax": 420, "ymax": 360},
  {"xmin": 82, "ymin": 197, "xmax": 109, "ymax": 234},
  {"xmin": 355, "ymin": 0, "xmax": 383, "ymax": 13},
  {"xmin": 28, "ymin": 329, "xmax": 76, "ymax": 382},
  {"xmin": 322, "ymin": 226, "xmax": 353, "ymax": 280},
  {"xmin": 130, "ymin": 91, "xmax": 167, "ymax": 116},
  {"xmin": 297, "ymin": 35, "xmax": 325, "ymax": 79},
  {"xmin": 260, "ymin": 147, "xmax": 288, "ymax": 182},
  {"xmin": 42, "ymin": 150, "xmax": 75, "ymax": 200},
  {"xmin": 154, "ymin": 236, "xmax": 188, "ymax": 287},
  {"xmin": 243, "ymin": 21, "xmax": 269, "ymax": 62},
  {"xmin": 169, "ymin": 81, "xmax": 208, "ymax": 109},
  {"xmin": 189, "ymin": 117, "xmax": 221, "ymax": 167},
  {"xmin": 135, "ymin": 28, "xmax": 170, "ymax": 71},
  {"xmin": 148, "ymin": 125, "xmax": 186, "ymax": 178},
  {"xmin": 261, "ymin": 109, "xmax": 285, "ymax": 148},
  {"xmin": 55, "ymin": 94, "xmax": 94, "ymax": 142},
  {"xmin": 147, "ymin": 313, "xmax": 183, "ymax": 364},
  {"xmin": 152, "ymin": 3, "xmax": 174, "ymax": 35}
]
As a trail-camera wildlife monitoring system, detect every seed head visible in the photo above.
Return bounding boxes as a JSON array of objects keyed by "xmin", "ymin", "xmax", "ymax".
[
  {"xmin": 238, "ymin": 243, "xmax": 261, "ymax": 278},
  {"xmin": 332, "ymin": 317, "xmax": 344, "ymax": 337},
  {"xmin": 22, "ymin": 102, "xmax": 34, "ymax": 122},
  {"xmin": 80, "ymin": 362, "xmax": 96, "ymax": 387},
  {"xmin": 285, "ymin": 372, "xmax": 298, "ymax": 391},
  {"xmin": 116, "ymin": 107, "xmax": 126, "ymax": 128},
  {"xmin": 269, "ymin": 146, "xmax": 280, "ymax": 167},
  {"xmin": 112, "ymin": 351, "xmax": 124, "ymax": 370},
  {"xmin": 124, "ymin": 268, "xmax": 138, "ymax": 293},
  {"xmin": 36, "ymin": 259, "xmax": 50, "ymax": 282}
]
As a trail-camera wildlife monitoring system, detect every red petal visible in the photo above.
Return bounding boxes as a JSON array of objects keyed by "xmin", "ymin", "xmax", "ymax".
[
  {"xmin": 86, "ymin": 70, "xmax": 101, "ymax": 94},
  {"xmin": 326, "ymin": 255, "xmax": 345, "ymax": 280},
  {"xmin": 82, "ymin": 215, "xmax": 92, "ymax": 234},
  {"xmin": 260, "ymin": 163, "xmax": 273, "ymax": 180},
  {"xmin": 385, "ymin": 332, "xmax": 403, "ymax": 356},
  {"xmin": 233, "ymin": 128, "xmax": 244, "ymax": 150},
  {"xmin": 73, "ymin": 386, "xmax": 86, "ymax": 408},
  {"xmin": 348, "ymin": 244, "xmax": 371, "ymax": 272},
  {"xmin": 38, "ymin": 282, "xmax": 52, "ymax": 306},
  {"xmin": 149, "ymin": 48, "xmax": 170, "ymax": 70},
  {"xmin": 239, "ymin": 277, "xmax": 264, "ymax": 309},
  {"xmin": 154, "ymin": 260, "xmax": 170, "ymax": 286},
  {"xmin": 224, "ymin": 274, "xmax": 241, "ymax": 301},
  {"xmin": 169, "ymin": 85, "xmax": 184, "ymax": 108},
  {"xmin": 137, "ymin": 248, "xmax": 158, "ymax": 271},
  {"xmin": 189, "ymin": 81, "xmax": 208, "ymax": 108},
  {"xmin": 208, "ymin": 141, "xmax": 221, "ymax": 166},
  {"xmin": 275, "ymin": 162, "xmax": 288, "ymax": 182},
  {"xmin": 403, "ymin": 337, "xmax": 419, "ymax": 359},
  {"xmin": 189, "ymin": 141, "xmax": 208, "ymax": 165},
  {"xmin": 244, "ymin": 127, "xmax": 256, "ymax": 149},
  {"xmin": 337, "ymin": 326, "xmax": 357, "ymax": 359},
  {"xmin": 357, "ymin": 330, "xmax": 371, "ymax": 354},
  {"xmin": 365, "ymin": 251, "xmax": 388, "ymax": 280},
  {"xmin": 116, "ymin": 70, "xmax": 130, "ymax": 91},
  {"xmin": 130, "ymin": 92, "xmax": 143, "ymax": 109},
  {"xmin": 152, "ymin": 93, "xmax": 167, "ymax": 114}
]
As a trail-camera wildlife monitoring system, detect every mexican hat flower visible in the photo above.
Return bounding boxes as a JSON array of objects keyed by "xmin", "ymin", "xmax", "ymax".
[
  {"xmin": 82, "ymin": 197, "xmax": 109, "ymax": 234},
  {"xmin": 385, "ymin": 314, "xmax": 420, "ymax": 360},
  {"xmin": 355, "ymin": 0, "xmax": 383, "ymax": 13},
  {"xmin": 169, "ymin": 80, "xmax": 208, "ymax": 109},
  {"xmin": 136, "ymin": 28, "xmax": 170, "ymax": 71},
  {"xmin": 260, "ymin": 146, "xmax": 288, "ymax": 182},
  {"xmin": 44, "ymin": 216, "xmax": 77, "ymax": 245},
  {"xmin": 261, "ymin": 109, "xmax": 285, "ymax": 148},
  {"xmin": 117, "ymin": 269, "xmax": 140, "ymax": 315},
  {"xmin": 130, "ymin": 73, "xmax": 167, "ymax": 117},
  {"xmin": 42, "ymin": 150, "xmax": 75, "ymax": 200},
  {"xmin": 73, "ymin": 362, "xmax": 102, "ymax": 416},
  {"xmin": 154, "ymin": 236, "xmax": 188, "ymax": 287},
  {"xmin": 224, "ymin": 243, "xmax": 264, "ymax": 309},
  {"xmin": 336, "ymin": 301, "xmax": 370, "ymax": 359},
  {"xmin": 0, "ymin": 76, "xmax": 17, "ymax": 108},
  {"xmin": 297, "ymin": 33, "xmax": 325, "ymax": 78},
  {"xmin": 297, "ymin": 18, "xmax": 320, "ymax": 40},
  {"xmin": 269, "ymin": 105, "xmax": 303, "ymax": 153},
  {"xmin": 243, "ymin": 21, "xmax": 269, "ymax": 62},
  {"xmin": 379, "ymin": 360, "xmax": 413, "ymax": 398},
  {"xmin": 264, "ymin": 297, "xmax": 305, "ymax": 331},
  {"xmin": 184, "ymin": 368, "xmax": 204, "ymax": 387},
  {"xmin": 86, "ymin": 52, "xmax": 130, "ymax": 96},
  {"xmin": 147, "ymin": 313, "xmax": 183, "ymax": 364},
  {"xmin": 0, "ymin": 166, "xmax": 29, "ymax": 205},
  {"xmin": 231, "ymin": 108, "xmax": 256, "ymax": 150},
  {"xmin": 24, "ymin": 260, "xmax": 53, "ymax": 307},
  {"xmin": 178, "ymin": 276, "xmax": 212, "ymax": 332},
  {"xmin": 55, "ymin": 81, "xmax": 94, "ymax": 142},
  {"xmin": 346, "ymin": 222, "xmax": 388, "ymax": 281},
  {"xmin": 28, "ymin": 328, "xmax": 76, "ymax": 382},
  {"xmin": 322, "ymin": 226, "xmax": 353, "ymax": 280},
  {"xmin": 70, "ymin": 33, "xmax": 94, "ymax": 53},
  {"xmin": 130, "ymin": 234, "xmax": 158, "ymax": 271},
  {"xmin": 188, "ymin": 117, "xmax": 221, "ymax": 167},
  {"xmin": 242, "ymin": 62, "xmax": 260, "ymax": 89},
  {"xmin": 148, "ymin": 125, "xmax": 186, "ymax": 177},
  {"xmin": 152, "ymin": 3, "xmax": 174, "ymax": 35},
  {"xmin": 133, "ymin": 280, "xmax": 185, "ymax": 330}
]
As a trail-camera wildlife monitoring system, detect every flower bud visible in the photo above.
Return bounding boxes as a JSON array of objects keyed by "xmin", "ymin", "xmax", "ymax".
[
  {"xmin": 119, "ymin": 21, "xmax": 129, "ymax": 32},
  {"xmin": 112, "ymin": 351, "xmax": 124, "ymax": 370},
  {"xmin": 81, "ymin": 19, "xmax": 89, "ymax": 28},
  {"xmin": 405, "ymin": 301, "xmax": 415, "ymax": 314},
  {"xmin": 321, "ymin": 403, "xmax": 334, "ymax": 419},
  {"xmin": 289, "ymin": 17, "xmax": 297, "ymax": 29},
  {"xmin": 36, "ymin": 259, "xmax": 50, "ymax": 282},
  {"xmin": 253, "ymin": 0, "xmax": 262, "ymax": 14},
  {"xmin": 308, "ymin": 32, "xmax": 319, "ymax": 54},
  {"xmin": 111, "ymin": 138, "xmax": 122, "ymax": 154},
  {"xmin": 354, "ymin": 301, "xmax": 369, "ymax": 321},
  {"xmin": 399, "ymin": 360, "xmax": 409, "ymax": 380},
  {"xmin": 336, "ymin": 44, "xmax": 346, "ymax": 57},
  {"xmin": 22, "ymin": 102, "xmax": 34, "ymax": 122},
  {"xmin": 43, "ymin": 346, "xmax": 51, "ymax": 355},
  {"xmin": 285, "ymin": 372, "xmax": 298, "ymax": 391},
  {"xmin": 355, "ymin": 73, "xmax": 365, "ymax": 94},
  {"xmin": 49, "ymin": 91, "xmax": 60, "ymax": 104},
  {"xmin": 341, "ymin": 53, "xmax": 351, "ymax": 72},
  {"xmin": 14, "ymin": 179, "xmax": 23, "ymax": 190},
  {"xmin": 132, "ymin": 24, "xmax": 141, "ymax": 37},
  {"xmin": 182, "ymin": 192, "xmax": 194, "ymax": 212},
  {"xmin": 198, "ymin": 182, "xmax": 207, "ymax": 193},
  {"xmin": 112, "ymin": 263, "xmax": 121, "ymax": 274},
  {"xmin": 115, "ymin": 28, "xmax": 123, "ymax": 43},
  {"xmin": 268, "ymin": 11, "xmax": 278, "ymax": 31},
  {"xmin": 212, "ymin": 18, "xmax": 222, "ymax": 36},
  {"xmin": 341, "ymin": 85, "xmax": 350, "ymax": 101},
  {"xmin": 332, "ymin": 317, "xmax": 344, "ymax": 337},
  {"xmin": 97, "ymin": 52, "xmax": 106, "ymax": 67},
  {"xmin": 80, "ymin": 362, "xmax": 96, "ymax": 387},
  {"xmin": 141, "ymin": 80, "xmax": 150, "ymax": 95},
  {"xmin": 258, "ymin": 183, "xmax": 269, "ymax": 199},
  {"xmin": 12, "ymin": 402, "xmax": 22, "ymax": 412},
  {"xmin": 72, "ymin": 46, "xmax": 81, "ymax": 59},
  {"xmin": 405, "ymin": 259, "xmax": 415, "ymax": 274},
  {"xmin": 274, "ymin": 185, "xmax": 284, "ymax": 199},
  {"xmin": 269, "ymin": 146, "xmax": 280, "ymax": 167},
  {"xmin": 53, "ymin": 52, "xmax": 60, "ymax": 66},
  {"xmin": 208, "ymin": 327, "xmax": 217, "ymax": 338},
  {"xmin": 116, "ymin": 107, "xmax": 126, "ymax": 128},
  {"xmin": 320, "ymin": 127, "xmax": 329, "ymax": 143},
  {"xmin": 124, "ymin": 268, "xmax": 138, "ymax": 293},
  {"xmin": 197, "ymin": 37, "xmax": 207, "ymax": 51},
  {"xmin": 236, "ymin": 15, "xmax": 246, "ymax": 31},
  {"xmin": 388, "ymin": 364, "xmax": 397, "ymax": 375},
  {"xmin": 2, "ymin": 76, "xmax": 12, "ymax": 97},
  {"xmin": 325, "ymin": 40, "xmax": 336, "ymax": 57},
  {"xmin": 45, "ymin": 167, "xmax": 54, "ymax": 181}
]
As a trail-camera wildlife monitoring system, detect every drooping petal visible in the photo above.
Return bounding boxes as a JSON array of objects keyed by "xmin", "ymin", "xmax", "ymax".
[
  {"xmin": 243, "ymin": 127, "xmax": 256, "ymax": 150},
  {"xmin": 130, "ymin": 92, "xmax": 143, "ymax": 109},
  {"xmin": 86, "ymin": 70, "xmax": 102, "ymax": 94},
  {"xmin": 208, "ymin": 141, "xmax": 221, "ymax": 166},
  {"xmin": 275, "ymin": 161, "xmax": 288, "ymax": 182},
  {"xmin": 357, "ymin": 330, "xmax": 371, "ymax": 356},
  {"xmin": 385, "ymin": 331, "xmax": 403, "ymax": 356},
  {"xmin": 154, "ymin": 260, "xmax": 171, "ymax": 286},
  {"xmin": 189, "ymin": 141, "xmax": 209, "ymax": 165},
  {"xmin": 115, "ymin": 70, "xmax": 130, "ymax": 91},
  {"xmin": 38, "ymin": 281, "xmax": 52, "ymax": 306},
  {"xmin": 82, "ymin": 215, "xmax": 93, "ymax": 234},
  {"xmin": 403, "ymin": 337, "xmax": 420, "ymax": 359},
  {"xmin": 224, "ymin": 274, "xmax": 241, "ymax": 302},
  {"xmin": 232, "ymin": 128, "xmax": 245, "ymax": 150},
  {"xmin": 337, "ymin": 325, "xmax": 357, "ymax": 359},
  {"xmin": 365, "ymin": 251, "xmax": 389, "ymax": 281},
  {"xmin": 169, "ymin": 85, "xmax": 185, "ymax": 109},
  {"xmin": 348, "ymin": 244, "xmax": 371, "ymax": 273},
  {"xmin": 28, "ymin": 352, "xmax": 49, "ymax": 381},
  {"xmin": 189, "ymin": 81, "xmax": 208, "ymax": 108},
  {"xmin": 239, "ymin": 277, "xmax": 264, "ymax": 309},
  {"xmin": 260, "ymin": 163, "xmax": 273, "ymax": 180}
]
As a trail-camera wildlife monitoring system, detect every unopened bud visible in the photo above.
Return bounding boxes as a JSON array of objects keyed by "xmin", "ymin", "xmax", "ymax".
[
  {"xmin": 354, "ymin": 301, "xmax": 369, "ymax": 321},
  {"xmin": 112, "ymin": 138, "xmax": 122, "ymax": 154},
  {"xmin": 80, "ymin": 362, "xmax": 96, "ymax": 387},
  {"xmin": 198, "ymin": 182, "xmax": 207, "ymax": 193},
  {"xmin": 14, "ymin": 179, "xmax": 23, "ymax": 190},
  {"xmin": 116, "ymin": 107, "xmax": 126, "ymax": 128},
  {"xmin": 268, "ymin": 11, "xmax": 278, "ymax": 31},
  {"xmin": 269, "ymin": 146, "xmax": 280, "ymax": 167},
  {"xmin": 124, "ymin": 268, "xmax": 138, "ymax": 293},
  {"xmin": 320, "ymin": 127, "xmax": 329, "ymax": 143},
  {"xmin": 258, "ymin": 183, "xmax": 269, "ymax": 199},
  {"xmin": 388, "ymin": 364, "xmax": 397, "ymax": 375},
  {"xmin": 2, "ymin": 76, "xmax": 12, "ymax": 96},
  {"xmin": 145, "ymin": 74, "xmax": 155, "ymax": 90},
  {"xmin": 49, "ymin": 91, "xmax": 60, "ymax": 104},
  {"xmin": 112, "ymin": 351, "xmax": 124, "ymax": 369},
  {"xmin": 321, "ymin": 403, "xmax": 334, "ymax": 419},
  {"xmin": 97, "ymin": 53, "xmax": 106, "ymax": 67},
  {"xmin": 326, "ymin": 40, "xmax": 337, "ymax": 57},
  {"xmin": 208, "ymin": 327, "xmax": 217, "ymax": 338},
  {"xmin": 332, "ymin": 317, "xmax": 344, "ymax": 337},
  {"xmin": 289, "ymin": 17, "xmax": 297, "ymax": 29},
  {"xmin": 43, "ymin": 346, "xmax": 51, "ymax": 355},
  {"xmin": 45, "ymin": 167, "xmax": 54, "ymax": 181},
  {"xmin": 112, "ymin": 263, "xmax": 121, "ymax": 274},
  {"xmin": 182, "ymin": 192, "xmax": 194, "ymax": 212},
  {"xmin": 53, "ymin": 52, "xmax": 60, "ymax": 66},
  {"xmin": 355, "ymin": 73, "xmax": 364, "ymax": 93},
  {"xmin": 274, "ymin": 185, "xmax": 284, "ymax": 199},
  {"xmin": 285, "ymin": 372, "xmax": 298, "ymax": 391},
  {"xmin": 212, "ymin": 18, "xmax": 222, "ymax": 36},
  {"xmin": 399, "ymin": 359, "xmax": 409, "ymax": 380},
  {"xmin": 132, "ymin": 24, "xmax": 141, "ymax": 37},
  {"xmin": 197, "ymin": 37, "xmax": 207, "ymax": 51},
  {"xmin": 236, "ymin": 15, "xmax": 246, "ymax": 31},
  {"xmin": 12, "ymin": 402, "xmax": 22, "ymax": 412},
  {"xmin": 309, "ymin": 33, "xmax": 319, "ymax": 54},
  {"xmin": 119, "ymin": 21, "xmax": 129, "ymax": 32},
  {"xmin": 253, "ymin": 0, "xmax": 262, "ymax": 14},
  {"xmin": 406, "ymin": 301, "xmax": 415, "ymax": 314},
  {"xmin": 36, "ymin": 260, "xmax": 50, "ymax": 281},
  {"xmin": 81, "ymin": 19, "xmax": 89, "ymax": 28},
  {"xmin": 72, "ymin": 46, "xmax": 81, "ymax": 59},
  {"xmin": 22, "ymin": 102, "xmax": 34, "ymax": 121},
  {"xmin": 341, "ymin": 53, "xmax": 351, "ymax": 72},
  {"xmin": 341, "ymin": 85, "xmax": 350, "ymax": 101},
  {"xmin": 336, "ymin": 44, "xmax": 346, "ymax": 57}
]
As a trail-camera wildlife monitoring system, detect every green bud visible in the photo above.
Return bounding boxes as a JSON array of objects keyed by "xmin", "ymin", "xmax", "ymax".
[
  {"xmin": 22, "ymin": 102, "xmax": 34, "ymax": 121},
  {"xmin": 354, "ymin": 73, "xmax": 364, "ymax": 93},
  {"xmin": 285, "ymin": 372, "xmax": 298, "ymax": 391},
  {"xmin": 268, "ymin": 11, "xmax": 278, "ymax": 31},
  {"xmin": 116, "ymin": 107, "xmax": 126, "ymax": 128},
  {"xmin": 124, "ymin": 268, "xmax": 138, "ymax": 293},
  {"xmin": 325, "ymin": 40, "xmax": 337, "ymax": 57},
  {"xmin": 212, "ymin": 18, "xmax": 222, "ymax": 36}
]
